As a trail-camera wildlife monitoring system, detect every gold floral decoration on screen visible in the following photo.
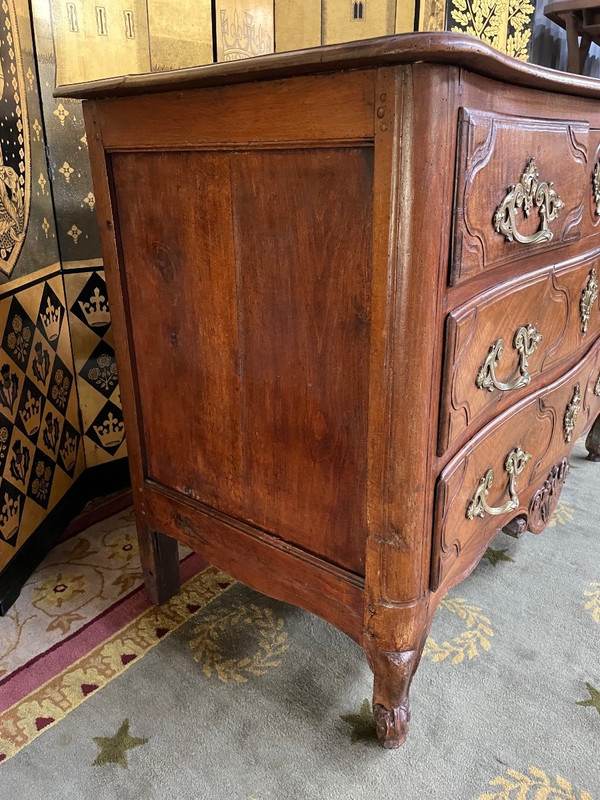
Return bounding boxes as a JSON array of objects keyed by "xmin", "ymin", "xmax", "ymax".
[
  {"xmin": 506, "ymin": 0, "xmax": 535, "ymax": 60},
  {"xmin": 448, "ymin": 0, "xmax": 535, "ymax": 61}
]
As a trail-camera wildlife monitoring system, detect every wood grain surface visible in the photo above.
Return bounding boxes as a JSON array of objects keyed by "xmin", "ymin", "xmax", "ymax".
[{"xmin": 111, "ymin": 147, "xmax": 373, "ymax": 574}]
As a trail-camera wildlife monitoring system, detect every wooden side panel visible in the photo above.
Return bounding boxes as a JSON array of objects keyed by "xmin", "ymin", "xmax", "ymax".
[
  {"xmin": 110, "ymin": 147, "xmax": 373, "ymax": 575},
  {"xmin": 96, "ymin": 70, "xmax": 376, "ymax": 150},
  {"xmin": 145, "ymin": 484, "xmax": 364, "ymax": 642},
  {"xmin": 111, "ymin": 151, "xmax": 243, "ymax": 507},
  {"xmin": 230, "ymin": 148, "xmax": 373, "ymax": 574}
]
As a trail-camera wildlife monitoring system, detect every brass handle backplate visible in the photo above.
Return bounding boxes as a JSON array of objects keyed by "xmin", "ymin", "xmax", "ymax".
[
  {"xmin": 593, "ymin": 161, "xmax": 600, "ymax": 216},
  {"xmin": 467, "ymin": 447, "xmax": 531, "ymax": 520},
  {"xmin": 476, "ymin": 323, "xmax": 542, "ymax": 393},
  {"xmin": 563, "ymin": 383, "xmax": 581, "ymax": 443},
  {"xmin": 580, "ymin": 269, "xmax": 598, "ymax": 334},
  {"xmin": 494, "ymin": 158, "xmax": 564, "ymax": 245}
]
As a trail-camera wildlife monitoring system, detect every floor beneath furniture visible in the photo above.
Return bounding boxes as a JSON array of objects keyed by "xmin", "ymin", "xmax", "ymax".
[{"xmin": 0, "ymin": 441, "xmax": 598, "ymax": 799}]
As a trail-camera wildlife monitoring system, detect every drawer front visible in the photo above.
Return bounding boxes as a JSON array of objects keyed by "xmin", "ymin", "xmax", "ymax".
[
  {"xmin": 451, "ymin": 108, "xmax": 589, "ymax": 285},
  {"xmin": 432, "ymin": 341, "xmax": 600, "ymax": 591},
  {"xmin": 439, "ymin": 251, "xmax": 600, "ymax": 452}
]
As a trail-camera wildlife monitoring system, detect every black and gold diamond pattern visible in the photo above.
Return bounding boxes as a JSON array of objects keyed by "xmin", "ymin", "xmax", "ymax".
[
  {"xmin": 70, "ymin": 271, "xmax": 111, "ymax": 337},
  {"xmin": 36, "ymin": 282, "xmax": 65, "ymax": 351},
  {"xmin": 5, "ymin": 430, "xmax": 34, "ymax": 491},
  {"xmin": 47, "ymin": 353, "xmax": 73, "ymax": 415},
  {"xmin": 86, "ymin": 400, "xmax": 125, "ymax": 457},
  {"xmin": 27, "ymin": 448, "xmax": 55, "ymax": 510},
  {"xmin": 65, "ymin": 269, "xmax": 127, "ymax": 467},
  {"xmin": 0, "ymin": 362, "xmax": 20, "ymax": 419},
  {"xmin": 0, "ymin": 479, "xmax": 24, "ymax": 547},
  {"xmin": 79, "ymin": 340, "xmax": 118, "ymax": 400},
  {"xmin": 0, "ymin": 412, "xmax": 12, "ymax": 475},
  {"xmin": 40, "ymin": 407, "xmax": 63, "ymax": 460},
  {"xmin": 58, "ymin": 419, "xmax": 80, "ymax": 478},
  {"xmin": 0, "ymin": 273, "xmax": 84, "ymax": 560},
  {"xmin": 15, "ymin": 376, "xmax": 43, "ymax": 444},
  {"xmin": 2, "ymin": 297, "xmax": 34, "ymax": 370},
  {"xmin": 28, "ymin": 328, "xmax": 53, "ymax": 391}
]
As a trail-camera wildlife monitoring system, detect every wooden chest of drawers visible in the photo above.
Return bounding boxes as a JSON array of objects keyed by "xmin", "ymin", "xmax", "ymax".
[{"xmin": 57, "ymin": 33, "xmax": 600, "ymax": 749}]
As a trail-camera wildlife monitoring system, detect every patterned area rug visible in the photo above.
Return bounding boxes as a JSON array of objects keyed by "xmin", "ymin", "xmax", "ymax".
[{"xmin": 0, "ymin": 441, "xmax": 598, "ymax": 799}]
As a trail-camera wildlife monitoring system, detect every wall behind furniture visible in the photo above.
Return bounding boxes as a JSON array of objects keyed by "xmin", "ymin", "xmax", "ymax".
[
  {"xmin": 0, "ymin": 0, "xmax": 133, "ymax": 612},
  {"xmin": 0, "ymin": 0, "xmax": 87, "ymax": 605},
  {"xmin": 32, "ymin": 0, "xmax": 127, "ymax": 473}
]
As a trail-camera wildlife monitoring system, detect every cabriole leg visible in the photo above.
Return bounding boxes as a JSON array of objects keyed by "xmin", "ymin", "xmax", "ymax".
[
  {"xmin": 367, "ymin": 642, "xmax": 425, "ymax": 749},
  {"xmin": 585, "ymin": 414, "xmax": 600, "ymax": 462},
  {"xmin": 138, "ymin": 524, "xmax": 180, "ymax": 605}
]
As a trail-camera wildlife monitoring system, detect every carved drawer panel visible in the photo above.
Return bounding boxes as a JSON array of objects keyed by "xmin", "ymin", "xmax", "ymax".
[
  {"xmin": 439, "ymin": 251, "xmax": 600, "ymax": 452},
  {"xmin": 432, "ymin": 341, "xmax": 600, "ymax": 591},
  {"xmin": 452, "ymin": 108, "xmax": 589, "ymax": 285}
]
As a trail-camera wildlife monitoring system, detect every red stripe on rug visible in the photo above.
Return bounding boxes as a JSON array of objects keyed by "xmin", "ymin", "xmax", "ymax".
[{"xmin": 0, "ymin": 552, "xmax": 207, "ymax": 712}]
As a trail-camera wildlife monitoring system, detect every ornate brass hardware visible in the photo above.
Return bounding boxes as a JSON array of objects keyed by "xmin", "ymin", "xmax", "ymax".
[
  {"xmin": 494, "ymin": 158, "xmax": 564, "ymax": 245},
  {"xmin": 595, "ymin": 372, "xmax": 600, "ymax": 397},
  {"xmin": 528, "ymin": 459, "xmax": 570, "ymax": 534},
  {"xmin": 563, "ymin": 383, "xmax": 581, "ymax": 443},
  {"xmin": 467, "ymin": 447, "xmax": 531, "ymax": 520},
  {"xmin": 580, "ymin": 269, "xmax": 598, "ymax": 334},
  {"xmin": 476, "ymin": 324, "xmax": 542, "ymax": 393},
  {"xmin": 593, "ymin": 161, "xmax": 600, "ymax": 216}
]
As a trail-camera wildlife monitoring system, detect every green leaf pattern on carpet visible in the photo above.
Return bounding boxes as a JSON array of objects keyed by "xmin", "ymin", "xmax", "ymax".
[
  {"xmin": 577, "ymin": 683, "xmax": 600, "ymax": 715},
  {"xmin": 92, "ymin": 719, "xmax": 148, "ymax": 768},
  {"xmin": 482, "ymin": 547, "xmax": 515, "ymax": 566}
]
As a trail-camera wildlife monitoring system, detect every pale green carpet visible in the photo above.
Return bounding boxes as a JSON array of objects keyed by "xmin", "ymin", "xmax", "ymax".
[{"xmin": 2, "ymin": 439, "xmax": 599, "ymax": 799}]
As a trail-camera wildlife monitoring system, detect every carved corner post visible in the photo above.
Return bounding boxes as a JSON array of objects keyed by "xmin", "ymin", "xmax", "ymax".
[
  {"xmin": 82, "ymin": 101, "xmax": 181, "ymax": 605},
  {"xmin": 364, "ymin": 66, "xmax": 454, "ymax": 747}
]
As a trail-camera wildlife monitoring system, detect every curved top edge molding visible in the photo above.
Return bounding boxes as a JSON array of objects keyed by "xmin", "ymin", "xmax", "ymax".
[{"xmin": 53, "ymin": 31, "xmax": 600, "ymax": 101}]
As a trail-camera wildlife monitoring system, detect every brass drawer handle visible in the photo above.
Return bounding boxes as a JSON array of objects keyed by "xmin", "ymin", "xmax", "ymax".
[
  {"xmin": 494, "ymin": 158, "xmax": 564, "ymax": 245},
  {"xmin": 467, "ymin": 447, "xmax": 531, "ymax": 520},
  {"xmin": 476, "ymin": 324, "xmax": 542, "ymax": 393},
  {"xmin": 580, "ymin": 269, "xmax": 598, "ymax": 334}
]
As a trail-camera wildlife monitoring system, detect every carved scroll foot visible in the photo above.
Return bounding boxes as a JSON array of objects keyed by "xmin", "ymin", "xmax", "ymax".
[
  {"xmin": 138, "ymin": 524, "xmax": 180, "ymax": 605},
  {"xmin": 368, "ymin": 647, "xmax": 423, "ymax": 749},
  {"xmin": 585, "ymin": 415, "xmax": 600, "ymax": 462},
  {"xmin": 373, "ymin": 700, "xmax": 410, "ymax": 749}
]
